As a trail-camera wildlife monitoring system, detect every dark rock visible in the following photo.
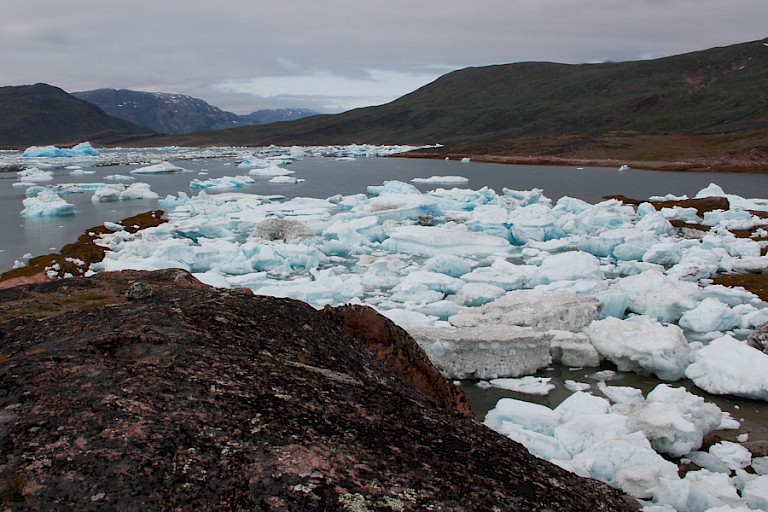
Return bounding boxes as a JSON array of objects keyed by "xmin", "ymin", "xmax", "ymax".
[
  {"xmin": 0, "ymin": 269, "xmax": 633, "ymax": 511},
  {"xmin": 323, "ymin": 304, "xmax": 473, "ymax": 417},
  {"xmin": 125, "ymin": 282, "xmax": 153, "ymax": 300}
]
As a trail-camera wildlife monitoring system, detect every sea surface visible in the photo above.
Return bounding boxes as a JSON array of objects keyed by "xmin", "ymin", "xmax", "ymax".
[
  {"xmin": 2, "ymin": 153, "xmax": 768, "ymax": 271},
  {"xmin": 1, "ymin": 150, "xmax": 768, "ymax": 443}
]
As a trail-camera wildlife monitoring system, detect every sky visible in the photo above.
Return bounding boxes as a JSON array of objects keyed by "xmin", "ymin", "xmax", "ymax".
[{"xmin": 2, "ymin": 1, "xmax": 766, "ymax": 114}]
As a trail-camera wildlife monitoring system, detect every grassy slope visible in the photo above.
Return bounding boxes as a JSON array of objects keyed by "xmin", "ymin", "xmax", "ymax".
[
  {"xmin": 0, "ymin": 84, "xmax": 153, "ymax": 148},
  {"xmin": 145, "ymin": 38, "xmax": 768, "ymax": 157}
]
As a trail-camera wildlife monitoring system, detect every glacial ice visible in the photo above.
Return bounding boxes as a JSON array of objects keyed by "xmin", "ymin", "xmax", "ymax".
[
  {"xmin": 22, "ymin": 141, "xmax": 100, "ymax": 158},
  {"xmin": 20, "ymin": 188, "xmax": 75, "ymax": 217},
  {"xmin": 585, "ymin": 316, "xmax": 691, "ymax": 381},
  {"xmin": 685, "ymin": 335, "xmax": 768, "ymax": 400},
  {"xmin": 130, "ymin": 161, "xmax": 187, "ymax": 174},
  {"xmin": 7, "ymin": 146, "xmax": 768, "ymax": 512}
]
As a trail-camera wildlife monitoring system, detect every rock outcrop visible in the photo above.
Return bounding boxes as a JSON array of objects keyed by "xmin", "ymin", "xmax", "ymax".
[{"xmin": 0, "ymin": 269, "xmax": 633, "ymax": 510}]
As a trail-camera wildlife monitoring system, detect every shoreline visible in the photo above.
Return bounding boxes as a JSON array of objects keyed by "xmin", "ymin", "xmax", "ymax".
[{"xmin": 395, "ymin": 151, "xmax": 768, "ymax": 173}]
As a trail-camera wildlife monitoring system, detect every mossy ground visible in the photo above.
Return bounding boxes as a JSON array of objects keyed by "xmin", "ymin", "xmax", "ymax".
[{"xmin": 0, "ymin": 210, "xmax": 165, "ymax": 284}]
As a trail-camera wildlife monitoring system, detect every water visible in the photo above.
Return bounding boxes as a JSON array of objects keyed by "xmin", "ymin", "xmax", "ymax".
[
  {"xmin": 2, "ymin": 152, "xmax": 767, "ymax": 271},
  {"xmin": 2, "ymin": 149, "xmax": 768, "ymax": 447}
]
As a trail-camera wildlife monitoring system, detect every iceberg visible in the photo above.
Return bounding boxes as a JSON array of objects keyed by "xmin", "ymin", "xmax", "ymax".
[
  {"xmin": 21, "ymin": 141, "xmax": 100, "ymax": 158},
  {"xmin": 585, "ymin": 316, "xmax": 691, "ymax": 381},
  {"xmin": 130, "ymin": 161, "xmax": 187, "ymax": 174},
  {"xmin": 685, "ymin": 335, "xmax": 768, "ymax": 400},
  {"xmin": 20, "ymin": 188, "xmax": 75, "ymax": 217}
]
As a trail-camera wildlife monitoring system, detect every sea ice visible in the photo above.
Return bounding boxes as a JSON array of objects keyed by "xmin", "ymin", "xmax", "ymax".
[
  {"xmin": 678, "ymin": 298, "xmax": 741, "ymax": 333},
  {"xmin": 411, "ymin": 176, "xmax": 469, "ymax": 184},
  {"xmin": 488, "ymin": 376, "xmax": 555, "ymax": 395},
  {"xmin": 21, "ymin": 141, "xmax": 99, "ymax": 158},
  {"xmin": 449, "ymin": 289, "xmax": 602, "ymax": 332},
  {"xmin": 20, "ymin": 188, "xmax": 75, "ymax": 217},
  {"xmin": 130, "ymin": 161, "xmax": 187, "ymax": 174},
  {"xmin": 585, "ymin": 316, "xmax": 691, "ymax": 381},
  {"xmin": 685, "ymin": 335, "xmax": 768, "ymax": 400},
  {"xmin": 614, "ymin": 269, "xmax": 698, "ymax": 323},
  {"xmin": 409, "ymin": 325, "xmax": 553, "ymax": 379}
]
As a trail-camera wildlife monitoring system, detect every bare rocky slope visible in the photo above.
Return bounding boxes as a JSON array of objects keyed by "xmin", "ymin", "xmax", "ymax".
[{"xmin": 0, "ymin": 269, "xmax": 634, "ymax": 510}]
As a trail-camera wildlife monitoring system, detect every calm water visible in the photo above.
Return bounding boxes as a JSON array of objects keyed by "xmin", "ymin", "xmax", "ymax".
[{"xmin": 2, "ymin": 154, "xmax": 767, "ymax": 271}]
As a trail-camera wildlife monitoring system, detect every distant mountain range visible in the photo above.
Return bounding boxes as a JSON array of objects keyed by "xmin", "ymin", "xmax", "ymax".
[
  {"xmin": 0, "ymin": 84, "xmax": 153, "ymax": 148},
  {"xmin": 1, "ymin": 38, "xmax": 766, "ymax": 167},
  {"xmin": 72, "ymin": 89, "xmax": 319, "ymax": 135}
]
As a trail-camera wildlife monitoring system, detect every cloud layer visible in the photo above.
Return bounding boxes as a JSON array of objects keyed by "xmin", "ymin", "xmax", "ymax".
[{"xmin": 3, "ymin": 1, "xmax": 766, "ymax": 113}]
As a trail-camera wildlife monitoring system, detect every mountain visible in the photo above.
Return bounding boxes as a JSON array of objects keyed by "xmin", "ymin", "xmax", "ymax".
[
  {"xmin": 239, "ymin": 108, "xmax": 321, "ymax": 125},
  {"xmin": 73, "ymin": 89, "xmax": 320, "ymax": 134},
  {"xmin": 72, "ymin": 88, "xmax": 242, "ymax": 134},
  {"xmin": 148, "ymin": 38, "xmax": 768, "ymax": 168},
  {"xmin": 0, "ymin": 84, "xmax": 153, "ymax": 149}
]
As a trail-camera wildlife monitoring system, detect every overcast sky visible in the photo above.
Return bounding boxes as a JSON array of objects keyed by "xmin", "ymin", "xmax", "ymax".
[{"xmin": 2, "ymin": 1, "xmax": 765, "ymax": 114}]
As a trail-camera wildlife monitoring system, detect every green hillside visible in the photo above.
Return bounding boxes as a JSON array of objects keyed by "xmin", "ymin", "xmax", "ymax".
[
  {"xmin": 153, "ymin": 37, "xmax": 768, "ymax": 151},
  {"xmin": 0, "ymin": 84, "xmax": 153, "ymax": 149}
]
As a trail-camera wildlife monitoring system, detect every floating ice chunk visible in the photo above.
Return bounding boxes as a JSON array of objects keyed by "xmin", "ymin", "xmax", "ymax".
[
  {"xmin": 248, "ymin": 164, "xmax": 293, "ymax": 176},
  {"xmin": 684, "ymin": 451, "xmax": 731, "ymax": 473},
  {"xmin": 410, "ymin": 325, "xmax": 553, "ymax": 379},
  {"xmin": 411, "ymin": 175, "xmax": 469, "ymax": 184},
  {"xmin": 593, "ymin": 289, "xmax": 630, "ymax": 319},
  {"xmin": 20, "ymin": 188, "xmax": 75, "ymax": 217},
  {"xmin": 743, "ymin": 474, "xmax": 768, "ymax": 511},
  {"xmin": 555, "ymin": 391, "xmax": 610, "ymax": 421},
  {"xmin": 550, "ymin": 331, "xmax": 601, "ymax": 367},
  {"xmin": 531, "ymin": 251, "xmax": 603, "ymax": 285},
  {"xmin": 508, "ymin": 203, "xmax": 564, "ymax": 243},
  {"xmin": 91, "ymin": 184, "xmax": 125, "ymax": 203},
  {"xmin": 130, "ymin": 161, "xmax": 186, "ymax": 174},
  {"xmin": 421, "ymin": 255, "xmax": 473, "ymax": 277},
  {"xmin": 269, "ymin": 176, "xmax": 305, "ymax": 183},
  {"xmin": 614, "ymin": 269, "xmax": 698, "ymax": 323},
  {"xmin": 563, "ymin": 432, "xmax": 679, "ymax": 498},
  {"xmin": 396, "ymin": 270, "xmax": 465, "ymax": 295},
  {"xmin": 653, "ymin": 469, "xmax": 747, "ymax": 512},
  {"xmin": 488, "ymin": 376, "xmax": 555, "ymax": 395},
  {"xmin": 119, "ymin": 182, "xmax": 159, "ymax": 200},
  {"xmin": 367, "ymin": 180, "xmax": 421, "ymax": 196},
  {"xmin": 190, "ymin": 175, "xmax": 255, "ymax": 189},
  {"xmin": 449, "ymin": 289, "xmax": 602, "ymax": 332},
  {"xmin": 413, "ymin": 299, "xmax": 463, "ymax": 320},
  {"xmin": 460, "ymin": 261, "xmax": 533, "ymax": 291},
  {"xmin": 678, "ymin": 298, "xmax": 741, "ymax": 333},
  {"xmin": 390, "ymin": 283, "xmax": 444, "ymax": 305},
  {"xmin": 635, "ymin": 212, "xmax": 674, "ymax": 236},
  {"xmin": 378, "ymin": 308, "xmax": 438, "ymax": 329},
  {"xmin": 193, "ymin": 270, "xmax": 233, "ymax": 289},
  {"xmin": 564, "ymin": 380, "xmax": 592, "ymax": 392},
  {"xmin": 642, "ymin": 242, "xmax": 682, "ymax": 266},
  {"xmin": 21, "ymin": 141, "xmax": 99, "ymax": 158},
  {"xmin": 585, "ymin": 316, "xmax": 691, "ymax": 381},
  {"xmin": 382, "ymin": 225, "xmax": 511, "ymax": 257},
  {"xmin": 104, "ymin": 174, "xmax": 135, "ymax": 182},
  {"xmin": 709, "ymin": 441, "xmax": 752, "ymax": 470},
  {"xmin": 451, "ymin": 282, "xmax": 506, "ymax": 307},
  {"xmin": 685, "ymin": 335, "xmax": 768, "ymax": 400},
  {"xmin": 484, "ymin": 397, "xmax": 561, "ymax": 436},
  {"xmin": 354, "ymin": 193, "xmax": 439, "ymax": 221},
  {"xmin": 597, "ymin": 381, "xmax": 645, "ymax": 405},
  {"xmin": 695, "ymin": 183, "xmax": 727, "ymax": 198},
  {"xmin": 460, "ymin": 157, "xmax": 470, "ymax": 163},
  {"xmin": 17, "ymin": 167, "xmax": 53, "ymax": 181},
  {"xmin": 615, "ymin": 384, "xmax": 723, "ymax": 457}
]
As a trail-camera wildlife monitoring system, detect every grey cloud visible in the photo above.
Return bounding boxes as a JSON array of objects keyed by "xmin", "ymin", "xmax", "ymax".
[{"xmin": 2, "ymin": 0, "xmax": 766, "ymax": 113}]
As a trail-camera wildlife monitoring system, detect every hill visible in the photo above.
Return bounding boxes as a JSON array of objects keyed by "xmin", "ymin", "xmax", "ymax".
[
  {"xmin": 148, "ymin": 38, "xmax": 768, "ymax": 169},
  {"xmin": 0, "ymin": 84, "xmax": 153, "ymax": 149},
  {"xmin": 73, "ymin": 88, "xmax": 320, "ymax": 134}
]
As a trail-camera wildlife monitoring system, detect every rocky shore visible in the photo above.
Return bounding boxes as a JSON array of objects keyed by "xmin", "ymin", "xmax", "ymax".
[{"xmin": 0, "ymin": 269, "xmax": 634, "ymax": 510}]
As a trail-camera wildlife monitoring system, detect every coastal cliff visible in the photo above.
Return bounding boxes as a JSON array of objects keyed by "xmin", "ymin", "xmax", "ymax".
[{"xmin": 0, "ymin": 269, "xmax": 633, "ymax": 510}]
